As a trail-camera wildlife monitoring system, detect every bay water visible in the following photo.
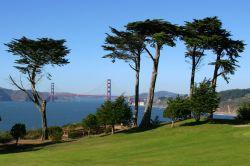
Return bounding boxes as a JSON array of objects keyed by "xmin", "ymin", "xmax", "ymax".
[
  {"xmin": 0, "ymin": 99, "xmax": 235, "ymax": 131},
  {"xmin": 0, "ymin": 99, "xmax": 165, "ymax": 131}
]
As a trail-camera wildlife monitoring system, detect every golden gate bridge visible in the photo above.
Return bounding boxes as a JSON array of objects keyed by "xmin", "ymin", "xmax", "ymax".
[{"xmin": 47, "ymin": 79, "xmax": 144, "ymax": 103}]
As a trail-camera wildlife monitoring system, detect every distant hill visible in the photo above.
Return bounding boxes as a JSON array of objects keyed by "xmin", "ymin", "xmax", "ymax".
[
  {"xmin": 139, "ymin": 91, "xmax": 184, "ymax": 99},
  {"xmin": 219, "ymin": 88, "xmax": 250, "ymax": 102},
  {"xmin": 0, "ymin": 87, "xmax": 49, "ymax": 101}
]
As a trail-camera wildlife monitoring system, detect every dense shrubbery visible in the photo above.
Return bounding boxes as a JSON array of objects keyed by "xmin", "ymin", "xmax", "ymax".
[
  {"xmin": 48, "ymin": 126, "xmax": 63, "ymax": 141},
  {"xmin": 190, "ymin": 80, "xmax": 220, "ymax": 122},
  {"xmin": 24, "ymin": 129, "xmax": 42, "ymax": 139},
  {"xmin": 68, "ymin": 131, "xmax": 82, "ymax": 139},
  {"xmin": 96, "ymin": 96, "xmax": 132, "ymax": 134},
  {"xmin": 10, "ymin": 123, "xmax": 26, "ymax": 145},
  {"xmin": 82, "ymin": 114, "xmax": 98, "ymax": 136},
  {"xmin": 163, "ymin": 96, "xmax": 191, "ymax": 127},
  {"xmin": 0, "ymin": 132, "xmax": 12, "ymax": 143},
  {"xmin": 237, "ymin": 103, "xmax": 250, "ymax": 121}
]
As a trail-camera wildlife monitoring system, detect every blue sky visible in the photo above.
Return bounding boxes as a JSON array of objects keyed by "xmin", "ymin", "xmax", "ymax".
[{"xmin": 0, "ymin": 0, "xmax": 249, "ymax": 95}]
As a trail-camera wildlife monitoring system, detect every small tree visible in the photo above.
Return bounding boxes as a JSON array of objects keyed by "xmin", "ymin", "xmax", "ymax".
[
  {"xmin": 190, "ymin": 80, "xmax": 220, "ymax": 122},
  {"xmin": 10, "ymin": 123, "xmax": 26, "ymax": 145},
  {"xmin": 96, "ymin": 96, "xmax": 132, "ymax": 134},
  {"xmin": 163, "ymin": 96, "xmax": 191, "ymax": 127},
  {"xmin": 48, "ymin": 126, "xmax": 63, "ymax": 142},
  {"xmin": 82, "ymin": 114, "xmax": 98, "ymax": 136},
  {"xmin": 237, "ymin": 103, "xmax": 250, "ymax": 121}
]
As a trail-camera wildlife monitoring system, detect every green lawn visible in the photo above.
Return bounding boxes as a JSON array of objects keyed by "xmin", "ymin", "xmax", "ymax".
[{"xmin": 1, "ymin": 119, "xmax": 250, "ymax": 166}]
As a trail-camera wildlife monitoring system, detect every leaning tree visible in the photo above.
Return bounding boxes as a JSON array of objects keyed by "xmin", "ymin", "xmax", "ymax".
[
  {"xmin": 5, "ymin": 37, "xmax": 70, "ymax": 140},
  {"xmin": 182, "ymin": 17, "xmax": 220, "ymax": 97},
  {"xmin": 102, "ymin": 27, "xmax": 145, "ymax": 127},
  {"xmin": 127, "ymin": 19, "xmax": 180, "ymax": 128},
  {"xmin": 208, "ymin": 19, "xmax": 245, "ymax": 118}
]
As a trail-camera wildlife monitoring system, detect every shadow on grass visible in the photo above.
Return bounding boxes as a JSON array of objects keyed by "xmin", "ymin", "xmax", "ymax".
[
  {"xmin": 0, "ymin": 140, "xmax": 75, "ymax": 154},
  {"xmin": 120, "ymin": 122, "xmax": 169, "ymax": 134},
  {"xmin": 180, "ymin": 118, "xmax": 244, "ymax": 127}
]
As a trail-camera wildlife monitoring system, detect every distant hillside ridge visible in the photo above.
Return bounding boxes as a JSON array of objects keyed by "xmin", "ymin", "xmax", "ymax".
[
  {"xmin": 139, "ymin": 91, "xmax": 185, "ymax": 99},
  {"xmin": 0, "ymin": 87, "xmax": 49, "ymax": 101},
  {"xmin": 219, "ymin": 88, "xmax": 250, "ymax": 102}
]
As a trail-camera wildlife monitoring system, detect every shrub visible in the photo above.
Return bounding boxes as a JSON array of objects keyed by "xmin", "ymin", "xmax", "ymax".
[
  {"xmin": 237, "ymin": 103, "xmax": 250, "ymax": 121},
  {"xmin": 0, "ymin": 132, "xmax": 12, "ymax": 143},
  {"xmin": 24, "ymin": 129, "xmax": 42, "ymax": 139},
  {"xmin": 48, "ymin": 126, "xmax": 63, "ymax": 141},
  {"xmin": 68, "ymin": 131, "xmax": 81, "ymax": 139},
  {"xmin": 82, "ymin": 114, "xmax": 98, "ymax": 136},
  {"xmin": 190, "ymin": 80, "xmax": 220, "ymax": 122},
  {"xmin": 10, "ymin": 123, "xmax": 26, "ymax": 145},
  {"xmin": 96, "ymin": 96, "xmax": 132, "ymax": 134},
  {"xmin": 163, "ymin": 96, "xmax": 191, "ymax": 127}
]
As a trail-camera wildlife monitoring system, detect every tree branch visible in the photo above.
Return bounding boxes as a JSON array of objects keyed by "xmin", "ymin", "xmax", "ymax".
[
  {"xmin": 129, "ymin": 63, "xmax": 137, "ymax": 71},
  {"xmin": 9, "ymin": 75, "xmax": 35, "ymax": 102},
  {"xmin": 144, "ymin": 47, "xmax": 155, "ymax": 61}
]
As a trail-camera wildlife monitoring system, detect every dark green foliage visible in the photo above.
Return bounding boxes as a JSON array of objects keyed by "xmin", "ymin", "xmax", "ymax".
[
  {"xmin": 82, "ymin": 114, "xmax": 98, "ymax": 136},
  {"xmin": 96, "ymin": 100, "xmax": 113, "ymax": 126},
  {"xmin": 126, "ymin": 19, "xmax": 180, "ymax": 47},
  {"xmin": 0, "ymin": 132, "xmax": 12, "ymax": 143},
  {"xmin": 113, "ymin": 96, "xmax": 132, "ymax": 125},
  {"xmin": 219, "ymin": 89, "xmax": 250, "ymax": 102},
  {"xmin": 96, "ymin": 96, "xmax": 132, "ymax": 134},
  {"xmin": 190, "ymin": 80, "xmax": 220, "ymax": 122},
  {"xmin": 10, "ymin": 123, "xmax": 26, "ymax": 144},
  {"xmin": 68, "ymin": 131, "xmax": 80, "ymax": 139},
  {"xmin": 102, "ymin": 27, "xmax": 145, "ymax": 61},
  {"xmin": 24, "ymin": 129, "xmax": 42, "ymax": 139},
  {"xmin": 5, "ymin": 37, "xmax": 70, "ymax": 73},
  {"xmin": 163, "ymin": 96, "xmax": 191, "ymax": 127},
  {"xmin": 48, "ymin": 126, "xmax": 63, "ymax": 141},
  {"xmin": 237, "ymin": 104, "xmax": 250, "ymax": 121}
]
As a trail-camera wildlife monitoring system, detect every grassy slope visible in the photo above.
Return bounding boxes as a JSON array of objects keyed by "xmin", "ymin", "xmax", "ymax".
[{"xmin": 1, "ymin": 120, "xmax": 250, "ymax": 166}]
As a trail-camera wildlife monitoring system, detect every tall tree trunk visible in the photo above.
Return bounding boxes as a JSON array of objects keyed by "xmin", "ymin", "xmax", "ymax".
[
  {"xmin": 41, "ymin": 100, "xmax": 48, "ymax": 140},
  {"xmin": 189, "ymin": 56, "xmax": 196, "ymax": 97},
  {"xmin": 133, "ymin": 59, "xmax": 140, "ymax": 127},
  {"xmin": 171, "ymin": 120, "xmax": 175, "ymax": 128},
  {"xmin": 111, "ymin": 125, "xmax": 115, "ymax": 134},
  {"xmin": 210, "ymin": 54, "xmax": 220, "ymax": 119},
  {"xmin": 139, "ymin": 45, "xmax": 160, "ymax": 129}
]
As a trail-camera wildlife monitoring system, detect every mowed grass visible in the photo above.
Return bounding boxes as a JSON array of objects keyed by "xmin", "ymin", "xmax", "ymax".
[{"xmin": 1, "ymin": 119, "xmax": 250, "ymax": 166}]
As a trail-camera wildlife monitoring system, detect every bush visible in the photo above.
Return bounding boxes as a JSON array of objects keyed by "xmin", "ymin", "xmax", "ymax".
[
  {"xmin": 48, "ymin": 126, "xmax": 63, "ymax": 141},
  {"xmin": 96, "ymin": 96, "xmax": 132, "ymax": 134},
  {"xmin": 68, "ymin": 131, "xmax": 81, "ymax": 139},
  {"xmin": 10, "ymin": 123, "xmax": 26, "ymax": 145},
  {"xmin": 237, "ymin": 104, "xmax": 250, "ymax": 121},
  {"xmin": 0, "ymin": 132, "xmax": 12, "ymax": 143},
  {"xmin": 82, "ymin": 114, "xmax": 98, "ymax": 136},
  {"xmin": 190, "ymin": 80, "xmax": 220, "ymax": 122},
  {"xmin": 24, "ymin": 129, "xmax": 42, "ymax": 139},
  {"xmin": 163, "ymin": 96, "xmax": 191, "ymax": 127}
]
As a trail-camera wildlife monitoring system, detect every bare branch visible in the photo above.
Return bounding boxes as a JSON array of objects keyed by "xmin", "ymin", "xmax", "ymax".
[
  {"xmin": 9, "ymin": 75, "xmax": 35, "ymax": 102},
  {"xmin": 144, "ymin": 47, "xmax": 155, "ymax": 61},
  {"xmin": 129, "ymin": 63, "xmax": 137, "ymax": 71}
]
